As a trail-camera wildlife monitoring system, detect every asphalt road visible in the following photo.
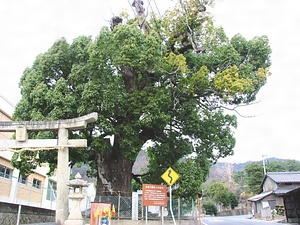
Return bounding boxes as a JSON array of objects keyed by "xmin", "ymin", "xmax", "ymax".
[{"xmin": 201, "ymin": 215, "xmax": 288, "ymax": 225}]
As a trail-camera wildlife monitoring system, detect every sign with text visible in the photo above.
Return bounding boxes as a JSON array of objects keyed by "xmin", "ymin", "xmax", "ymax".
[{"xmin": 142, "ymin": 184, "xmax": 167, "ymax": 206}]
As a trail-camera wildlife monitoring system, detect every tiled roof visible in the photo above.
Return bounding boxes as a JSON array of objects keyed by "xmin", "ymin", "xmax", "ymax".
[
  {"xmin": 248, "ymin": 188, "xmax": 296, "ymax": 201},
  {"xmin": 248, "ymin": 190, "xmax": 273, "ymax": 202},
  {"xmin": 0, "ymin": 94, "xmax": 14, "ymax": 117},
  {"xmin": 274, "ymin": 188, "xmax": 295, "ymax": 195},
  {"xmin": 267, "ymin": 172, "xmax": 300, "ymax": 183}
]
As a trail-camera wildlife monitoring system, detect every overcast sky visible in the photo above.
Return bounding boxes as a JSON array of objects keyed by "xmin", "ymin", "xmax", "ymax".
[{"xmin": 0, "ymin": 0, "xmax": 299, "ymax": 163}]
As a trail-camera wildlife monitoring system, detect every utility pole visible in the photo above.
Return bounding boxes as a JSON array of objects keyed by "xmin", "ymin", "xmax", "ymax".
[
  {"xmin": 197, "ymin": 192, "xmax": 202, "ymax": 225},
  {"xmin": 262, "ymin": 155, "xmax": 267, "ymax": 175},
  {"xmin": 132, "ymin": 0, "xmax": 149, "ymax": 34}
]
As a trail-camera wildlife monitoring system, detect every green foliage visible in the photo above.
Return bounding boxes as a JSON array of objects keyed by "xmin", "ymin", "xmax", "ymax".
[
  {"xmin": 131, "ymin": 179, "xmax": 142, "ymax": 192},
  {"xmin": 267, "ymin": 159, "xmax": 300, "ymax": 172},
  {"xmin": 245, "ymin": 163, "xmax": 264, "ymax": 194},
  {"xmin": 229, "ymin": 192, "xmax": 239, "ymax": 209},
  {"xmin": 203, "ymin": 200, "xmax": 218, "ymax": 216},
  {"xmin": 233, "ymin": 171, "xmax": 245, "ymax": 184},
  {"xmin": 174, "ymin": 157, "xmax": 211, "ymax": 199},
  {"xmin": 12, "ymin": 0, "xmax": 271, "ymax": 197},
  {"xmin": 213, "ymin": 65, "xmax": 255, "ymax": 100},
  {"xmin": 285, "ymin": 160, "xmax": 300, "ymax": 171},
  {"xmin": 205, "ymin": 181, "xmax": 234, "ymax": 208},
  {"xmin": 267, "ymin": 161, "xmax": 286, "ymax": 172},
  {"xmin": 11, "ymin": 151, "xmax": 40, "ymax": 176}
]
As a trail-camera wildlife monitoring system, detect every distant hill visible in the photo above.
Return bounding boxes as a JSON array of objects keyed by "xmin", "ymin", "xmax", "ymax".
[
  {"xmin": 207, "ymin": 157, "xmax": 296, "ymax": 184},
  {"xmin": 71, "ymin": 151, "xmax": 295, "ymax": 185},
  {"xmin": 132, "ymin": 149, "xmax": 149, "ymax": 175}
]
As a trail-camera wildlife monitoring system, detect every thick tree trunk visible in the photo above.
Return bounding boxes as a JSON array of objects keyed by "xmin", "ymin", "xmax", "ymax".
[{"xmin": 95, "ymin": 152, "xmax": 133, "ymax": 197}]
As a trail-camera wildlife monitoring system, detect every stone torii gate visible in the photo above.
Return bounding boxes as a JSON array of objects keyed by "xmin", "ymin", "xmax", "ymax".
[{"xmin": 0, "ymin": 112, "xmax": 98, "ymax": 225}]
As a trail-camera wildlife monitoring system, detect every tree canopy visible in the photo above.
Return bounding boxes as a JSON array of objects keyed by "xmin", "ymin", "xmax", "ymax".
[
  {"xmin": 12, "ymin": 0, "xmax": 271, "ymax": 198},
  {"xmin": 204, "ymin": 181, "xmax": 238, "ymax": 209}
]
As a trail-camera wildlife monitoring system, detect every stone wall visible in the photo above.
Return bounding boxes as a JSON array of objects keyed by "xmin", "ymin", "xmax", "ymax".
[
  {"xmin": 217, "ymin": 207, "xmax": 252, "ymax": 217},
  {"xmin": 0, "ymin": 202, "xmax": 55, "ymax": 225}
]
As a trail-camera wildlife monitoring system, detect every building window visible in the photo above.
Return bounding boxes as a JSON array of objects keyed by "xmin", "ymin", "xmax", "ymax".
[
  {"xmin": 18, "ymin": 174, "xmax": 28, "ymax": 184},
  {"xmin": 33, "ymin": 178, "xmax": 41, "ymax": 189},
  {"xmin": 46, "ymin": 180, "xmax": 57, "ymax": 201},
  {"xmin": 0, "ymin": 164, "xmax": 12, "ymax": 179}
]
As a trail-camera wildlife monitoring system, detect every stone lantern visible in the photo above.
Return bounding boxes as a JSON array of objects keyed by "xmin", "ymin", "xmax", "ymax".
[{"xmin": 64, "ymin": 173, "xmax": 88, "ymax": 225}]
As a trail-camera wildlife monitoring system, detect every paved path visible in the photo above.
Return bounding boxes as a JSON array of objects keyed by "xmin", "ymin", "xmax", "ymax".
[
  {"xmin": 22, "ymin": 219, "xmax": 198, "ymax": 225},
  {"xmin": 21, "ymin": 223, "xmax": 56, "ymax": 225}
]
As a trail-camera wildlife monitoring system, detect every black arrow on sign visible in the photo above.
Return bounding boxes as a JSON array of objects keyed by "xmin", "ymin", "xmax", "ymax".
[{"xmin": 168, "ymin": 169, "xmax": 173, "ymax": 184}]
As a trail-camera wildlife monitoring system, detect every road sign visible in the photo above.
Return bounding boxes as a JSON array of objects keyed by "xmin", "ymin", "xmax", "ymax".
[
  {"xmin": 161, "ymin": 167, "xmax": 180, "ymax": 186},
  {"xmin": 142, "ymin": 184, "xmax": 167, "ymax": 206}
]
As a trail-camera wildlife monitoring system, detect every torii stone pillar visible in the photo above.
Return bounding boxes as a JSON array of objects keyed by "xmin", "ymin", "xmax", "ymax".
[
  {"xmin": 57, "ymin": 127, "xmax": 69, "ymax": 225},
  {"xmin": 0, "ymin": 112, "xmax": 98, "ymax": 225}
]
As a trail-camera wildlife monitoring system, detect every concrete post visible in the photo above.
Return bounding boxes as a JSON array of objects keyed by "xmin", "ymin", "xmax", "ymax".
[
  {"xmin": 10, "ymin": 168, "xmax": 20, "ymax": 203},
  {"xmin": 56, "ymin": 127, "xmax": 70, "ymax": 225}
]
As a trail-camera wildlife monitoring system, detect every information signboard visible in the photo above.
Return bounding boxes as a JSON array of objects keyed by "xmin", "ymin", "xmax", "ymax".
[{"xmin": 142, "ymin": 184, "xmax": 167, "ymax": 206}]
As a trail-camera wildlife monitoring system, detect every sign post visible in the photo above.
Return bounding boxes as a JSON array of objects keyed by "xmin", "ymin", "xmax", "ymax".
[
  {"xmin": 197, "ymin": 193, "xmax": 203, "ymax": 225},
  {"xmin": 142, "ymin": 184, "xmax": 167, "ymax": 224},
  {"xmin": 161, "ymin": 167, "xmax": 180, "ymax": 225}
]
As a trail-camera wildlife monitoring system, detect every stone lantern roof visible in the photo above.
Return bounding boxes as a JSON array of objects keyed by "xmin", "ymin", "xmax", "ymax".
[{"xmin": 67, "ymin": 172, "xmax": 88, "ymax": 187}]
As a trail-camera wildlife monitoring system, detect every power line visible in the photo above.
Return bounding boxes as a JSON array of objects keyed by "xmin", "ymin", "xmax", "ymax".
[
  {"xmin": 0, "ymin": 94, "xmax": 15, "ymax": 108},
  {"xmin": 126, "ymin": 0, "xmax": 137, "ymax": 16},
  {"xmin": 152, "ymin": 0, "xmax": 161, "ymax": 17}
]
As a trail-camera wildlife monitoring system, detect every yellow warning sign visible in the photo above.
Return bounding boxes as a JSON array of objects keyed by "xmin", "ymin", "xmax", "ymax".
[{"xmin": 161, "ymin": 167, "xmax": 180, "ymax": 186}]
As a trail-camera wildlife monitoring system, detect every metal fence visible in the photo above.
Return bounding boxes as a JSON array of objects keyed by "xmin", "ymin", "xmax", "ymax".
[
  {"xmin": 2, "ymin": 175, "xmax": 197, "ymax": 220},
  {"xmin": 0, "ymin": 175, "xmax": 56, "ymax": 210},
  {"xmin": 85, "ymin": 195, "xmax": 197, "ymax": 220}
]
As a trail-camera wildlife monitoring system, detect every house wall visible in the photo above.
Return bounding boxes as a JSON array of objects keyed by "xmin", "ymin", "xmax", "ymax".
[
  {"xmin": 0, "ymin": 108, "xmax": 14, "ymax": 140},
  {"xmin": 0, "ymin": 108, "xmax": 16, "ymax": 203},
  {"xmin": 252, "ymin": 194, "xmax": 278, "ymax": 215},
  {"xmin": 263, "ymin": 177, "xmax": 278, "ymax": 192},
  {"xmin": 264, "ymin": 194, "xmax": 277, "ymax": 203},
  {"xmin": 0, "ymin": 108, "xmax": 13, "ymax": 121},
  {"xmin": 0, "ymin": 155, "xmax": 13, "ymax": 168},
  {"xmin": 16, "ymin": 172, "xmax": 46, "ymax": 206},
  {"xmin": 262, "ymin": 178, "xmax": 300, "ymax": 206},
  {"xmin": 278, "ymin": 183, "xmax": 300, "ymax": 190},
  {"xmin": 0, "ymin": 175, "xmax": 13, "ymax": 198},
  {"xmin": 0, "ymin": 156, "xmax": 13, "ymax": 198},
  {"xmin": 264, "ymin": 194, "xmax": 280, "ymax": 209},
  {"xmin": 276, "ymin": 197, "xmax": 284, "ymax": 205},
  {"xmin": 262, "ymin": 174, "xmax": 300, "ymax": 193}
]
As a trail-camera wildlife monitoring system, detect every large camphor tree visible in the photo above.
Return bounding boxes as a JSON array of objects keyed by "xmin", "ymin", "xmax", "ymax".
[{"xmin": 13, "ymin": 0, "xmax": 271, "ymax": 198}]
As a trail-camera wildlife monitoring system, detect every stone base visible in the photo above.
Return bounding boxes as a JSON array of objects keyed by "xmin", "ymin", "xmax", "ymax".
[{"xmin": 64, "ymin": 219, "xmax": 85, "ymax": 225}]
